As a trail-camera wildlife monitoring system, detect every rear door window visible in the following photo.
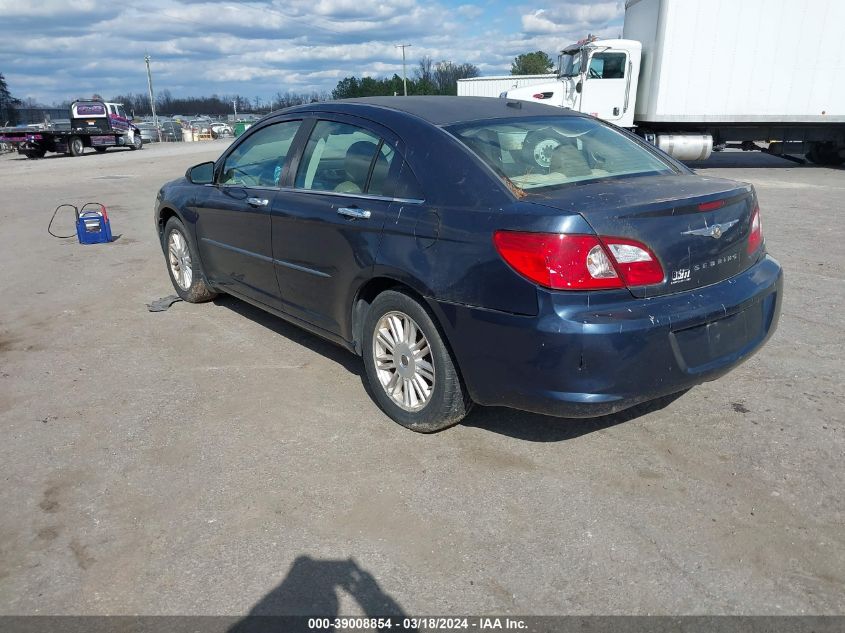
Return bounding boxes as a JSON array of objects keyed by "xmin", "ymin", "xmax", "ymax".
[{"xmin": 295, "ymin": 120, "xmax": 402, "ymax": 196}]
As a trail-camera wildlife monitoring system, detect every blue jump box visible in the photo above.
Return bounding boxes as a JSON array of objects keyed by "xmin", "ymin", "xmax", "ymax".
[{"xmin": 76, "ymin": 204, "xmax": 112, "ymax": 245}]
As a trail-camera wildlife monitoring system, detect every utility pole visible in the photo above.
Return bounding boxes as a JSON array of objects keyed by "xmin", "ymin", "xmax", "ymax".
[
  {"xmin": 395, "ymin": 44, "xmax": 411, "ymax": 96},
  {"xmin": 144, "ymin": 54, "xmax": 161, "ymax": 142},
  {"xmin": 232, "ymin": 99, "xmax": 238, "ymax": 122}
]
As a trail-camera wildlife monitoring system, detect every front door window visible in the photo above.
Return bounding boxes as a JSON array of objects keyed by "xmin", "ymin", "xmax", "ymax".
[{"xmin": 220, "ymin": 121, "xmax": 301, "ymax": 187}]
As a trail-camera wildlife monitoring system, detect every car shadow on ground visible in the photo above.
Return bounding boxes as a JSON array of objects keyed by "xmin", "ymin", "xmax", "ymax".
[
  {"xmin": 213, "ymin": 295, "xmax": 686, "ymax": 442},
  {"xmin": 212, "ymin": 295, "xmax": 364, "ymax": 375},
  {"xmin": 227, "ymin": 555, "xmax": 417, "ymax": 632},
  {"xmin": 460, "ymin": 391, "xmax": 687, "ymax": 442}
]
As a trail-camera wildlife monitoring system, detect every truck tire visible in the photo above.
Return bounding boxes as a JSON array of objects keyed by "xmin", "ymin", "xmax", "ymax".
[
  {"xmin": 806, "ymin": 142, "xmax": 844, "ymax": 166},
  {"xmin": 68, "ymin": 136, "xmax": 84, "ymax": 157},
  {"xmin": 23, "ymin": 147, "xmax": 46, "ymax": 159},
  {"xmin": 130, "ymin": 135, "xmax": 143, "ymax": 150}
]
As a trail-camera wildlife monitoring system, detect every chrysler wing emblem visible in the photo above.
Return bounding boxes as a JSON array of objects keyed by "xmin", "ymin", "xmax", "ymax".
[{"xmin": 682, "ymin": 219, "xmax": 739, "ymax": 239}]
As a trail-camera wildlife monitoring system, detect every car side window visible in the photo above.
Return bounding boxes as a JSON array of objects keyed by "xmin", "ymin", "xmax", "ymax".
[
  {"xmin": 220, "ymin": 120, "xmax": 301, "ymax": 187},
  {"xmin": 295, "ymin": 121, "xmax": 399, "ymax": 195}
]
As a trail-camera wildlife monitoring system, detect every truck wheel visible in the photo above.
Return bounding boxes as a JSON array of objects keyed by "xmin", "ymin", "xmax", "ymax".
[
  {"xmin": 68, "ymin": 136, "xmax": 84, "ymax": 157},
  {"xmin": 806, "ymin": 142, "xmax": 844, "ymax": 166},
  {"xmin": 163, "ymin": 217, "xmax": 218, "ymax": 303},
  {"xmin": 24, "ymin": 148, "xmax": 46, "ymax": 159},
  {"xmin": 94, "ymin": 147, "xmax": 107, "ymax": 154},
  {"xmin": 362, "ymin": 290, "xmax": 472, "ymax": 432},
  {"xmin": 131, "ymin": 135, "xmax": 143, "ymax": 150}
]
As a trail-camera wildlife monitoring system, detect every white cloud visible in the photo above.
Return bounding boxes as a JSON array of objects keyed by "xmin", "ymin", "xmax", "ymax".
[{"xmin": 0, "ymin": 0, "xmax": 625, "ymax": 104}]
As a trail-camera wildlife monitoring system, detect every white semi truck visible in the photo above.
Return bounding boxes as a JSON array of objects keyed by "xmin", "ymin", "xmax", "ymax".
[{"xmin": 501, "ymin": 0, "xmax": 845, "ymax": 164}]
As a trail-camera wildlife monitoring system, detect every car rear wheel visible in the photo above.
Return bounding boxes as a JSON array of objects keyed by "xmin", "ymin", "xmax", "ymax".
[
  {"xmin": 362, "ymin": 290, "xmax": 471, "ymax": 432},
  {"xmin": 163, "ymin": 217, "xmax": 217, "ymax": 303}
]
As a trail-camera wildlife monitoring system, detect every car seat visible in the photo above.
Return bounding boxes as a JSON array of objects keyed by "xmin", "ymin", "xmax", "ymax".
[{"xmin": 335, "ymin": 141, "xmax": 378, "ymax": 193}]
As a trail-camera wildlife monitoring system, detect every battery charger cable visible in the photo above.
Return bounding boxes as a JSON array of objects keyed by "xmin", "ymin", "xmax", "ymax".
[{"xmin": 48, "ymin": 204, "xmax": 79, "ymax": 238}]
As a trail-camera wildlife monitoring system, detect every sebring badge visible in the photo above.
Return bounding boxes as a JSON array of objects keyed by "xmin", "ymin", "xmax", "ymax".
[{"xmin": 682, "ymin": 219, "xmax": 739, "ymax": 239}]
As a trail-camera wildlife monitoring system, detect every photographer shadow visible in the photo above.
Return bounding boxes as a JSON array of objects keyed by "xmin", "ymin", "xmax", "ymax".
[{"xmin": 228, "ymin": 555, "xmax": 416, "ymax": 633}]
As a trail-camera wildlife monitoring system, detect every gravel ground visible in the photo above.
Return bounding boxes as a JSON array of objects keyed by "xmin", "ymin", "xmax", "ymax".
[{"xmin": 0, "ymin": 142, "xmax": 842, "ymax": 616}]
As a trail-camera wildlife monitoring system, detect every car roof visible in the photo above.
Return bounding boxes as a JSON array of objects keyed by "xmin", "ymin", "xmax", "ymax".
[{"xmin": 285, "ymin": 96, "xmax": 576, "ymax": 127}]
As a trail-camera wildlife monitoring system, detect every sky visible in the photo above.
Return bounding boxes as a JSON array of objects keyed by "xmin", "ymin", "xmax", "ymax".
[{"xmin": 0, "ymin": 0, "xmax": 624, "ymax": 106}]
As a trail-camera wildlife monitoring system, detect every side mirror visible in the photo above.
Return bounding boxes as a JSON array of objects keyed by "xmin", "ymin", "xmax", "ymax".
[
  {"xmin": 187, "ymin": 161, "xmax": 214, "ymax": 184},
  {"xmin": 575, "ymin": 81, "xmax": 582, "ymax": 94}
]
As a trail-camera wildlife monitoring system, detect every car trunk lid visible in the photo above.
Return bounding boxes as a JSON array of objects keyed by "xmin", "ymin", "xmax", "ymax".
[{"xmin": 528, "ymin": 174, "xmax": 758, "ymax": 298}]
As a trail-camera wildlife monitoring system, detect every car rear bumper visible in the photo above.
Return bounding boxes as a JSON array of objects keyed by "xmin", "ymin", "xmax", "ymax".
[{"xmin": 430, "ymin": 255, "xmax": 783, "ymax": 418}]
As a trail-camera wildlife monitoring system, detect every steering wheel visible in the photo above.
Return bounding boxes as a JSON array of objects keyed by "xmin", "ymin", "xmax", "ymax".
[{"xmin": 224, "ymin": 166, "xmax": 259, "ymax": 186}]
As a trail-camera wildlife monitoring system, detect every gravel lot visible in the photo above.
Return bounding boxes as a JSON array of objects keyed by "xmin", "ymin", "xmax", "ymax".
[{"xmin": 0, "ymin": 142, "xmax": 842, "ymax": 616}]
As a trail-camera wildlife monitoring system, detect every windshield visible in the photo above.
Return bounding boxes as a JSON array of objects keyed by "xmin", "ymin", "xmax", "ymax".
[
  {"xmin": 448, "ymin": 116, "xmax": 676, "ymax": 192},
  {"xmin": 559, "ymin": 51, "xmax": 581, "ymax": 77}
]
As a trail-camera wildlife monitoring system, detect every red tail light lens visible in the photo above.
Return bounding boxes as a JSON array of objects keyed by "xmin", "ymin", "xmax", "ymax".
[
  {"xmin": 602, "ymin": 237, "xmax": 664, "ymax": 286},
  {"xmin": 747, "ymin": 204, "xmax": 763, "ymax": 254},
  {"xmin": 493, "ymin": 231, "xmax": 664, "ymax": 290},
  {"xmin": 698, "ymin": 199, "xmax": 726, "ymax": 212}
]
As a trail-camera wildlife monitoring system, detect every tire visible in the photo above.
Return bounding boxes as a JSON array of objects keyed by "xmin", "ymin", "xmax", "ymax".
[
  {"xmin": 94, "ymin": 146, "xmax": 107, "ymax": 154},
  {"xmin": 23, "ymin": 147, "xmax": 46, "ymax": 159},
  {"xmin": 163, "ymin": 217, "xmax": 218, "ymax": 303},
  {"xmin": 68, "ymin": 136, "xmax": 84, "ymax": 157},
  {"xmin": 806, "ymin": 142, "xmax": 845, "ymax": 166},
  {"xmin": 362, "ymin": 290, "xmax": 472, "ymax": 432},
  {"xmin": 130, "ymin": 134, "xmax": 143, "ymax": 150},
  {"xmin": 522, "ymin": 127, "xmax": 565, "ymax": 169}
]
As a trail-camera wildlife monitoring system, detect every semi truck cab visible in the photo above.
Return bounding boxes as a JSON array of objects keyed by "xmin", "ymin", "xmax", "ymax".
[{"xmin": 528, "ymin": 37, "xmax": 642, "ymax": 129}]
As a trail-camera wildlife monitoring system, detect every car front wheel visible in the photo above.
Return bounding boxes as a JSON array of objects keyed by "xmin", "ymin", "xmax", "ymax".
[
  {"xmin": 163, "ymin": 217, "xmax": 217, "ymax": 303},
  {"xmin": 362, "ymin": 290, "xmax": 471, "ymax": 432}
]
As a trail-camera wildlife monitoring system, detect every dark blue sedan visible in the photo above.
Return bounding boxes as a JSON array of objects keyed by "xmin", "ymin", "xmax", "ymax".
[{"xmin": 155, "ymin": 96, "xmax": 782, "ymax": 432}]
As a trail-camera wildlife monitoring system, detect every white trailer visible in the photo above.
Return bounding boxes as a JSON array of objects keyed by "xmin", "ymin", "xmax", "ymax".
[
  {"xmin": 503, "ymin": 0, "xmax": 845, "ymax": 164},
  {"xmin": 457, "ymin": 75, "xmax": 556, "ymax": 98}
]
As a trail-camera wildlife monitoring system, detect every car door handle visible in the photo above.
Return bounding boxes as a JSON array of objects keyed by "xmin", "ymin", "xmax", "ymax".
[
  {"xmin": 337, "ymin": 207, "xmax": 371, "ymax": 219},
  {"xmin": 247, "ymin": 197, "xmax": 269, "ymax": 207}
]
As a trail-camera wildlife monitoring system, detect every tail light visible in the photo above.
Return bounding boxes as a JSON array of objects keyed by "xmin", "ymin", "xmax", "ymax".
[
  {"xmin": 493, "ymin": 231, "xmax": 664, "ymax": 290},
  {"xmin": 747, "ymin": 204, "xmax": 763, "ymax": 254}
]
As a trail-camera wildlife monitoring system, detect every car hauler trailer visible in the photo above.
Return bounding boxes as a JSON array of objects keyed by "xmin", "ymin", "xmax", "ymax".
[
  {"xmin": 0, "ymin": 100, "xmax": 143, "ymax": 159},
  {"xmin": 501, "ymin": 0, "xmax": 845, "ymax": 164}
]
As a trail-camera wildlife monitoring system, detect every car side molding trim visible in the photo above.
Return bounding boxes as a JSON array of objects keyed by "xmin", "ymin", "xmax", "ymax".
[
  {"xmin": 273, "ymin": 258, "xmax": 331, "ymax": 278},
  {"xmin": 202, "ymin": 237, "xmax": 331, "ymax": 278}
]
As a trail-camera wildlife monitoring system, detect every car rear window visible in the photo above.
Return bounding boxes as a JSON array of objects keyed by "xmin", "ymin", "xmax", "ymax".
[{"xmin": 447, "ymin": 116, "xmax": 675, "ymax": 191}]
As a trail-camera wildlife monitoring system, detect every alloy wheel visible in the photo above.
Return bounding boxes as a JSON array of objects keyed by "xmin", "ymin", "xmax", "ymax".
[
  {"xmin": 167, "ymin": 230, "xmax": 193, "ymax": 290},
  {"xmin": 372, "ymin": 311, "xmax": 435, "ymax": 411}
]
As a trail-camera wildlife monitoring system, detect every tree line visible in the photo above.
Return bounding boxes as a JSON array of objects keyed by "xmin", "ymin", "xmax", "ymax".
[
  {"xmin": 1, "ymin": 51, "xmax": 554, "ymax": 124},
  {"xmin": 332, "ymin": 57, "xmax": 480, "ymax": 99},
  {"xmin": 96, "ymin": 90, "xmax": 330, "ymax": 117}
]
